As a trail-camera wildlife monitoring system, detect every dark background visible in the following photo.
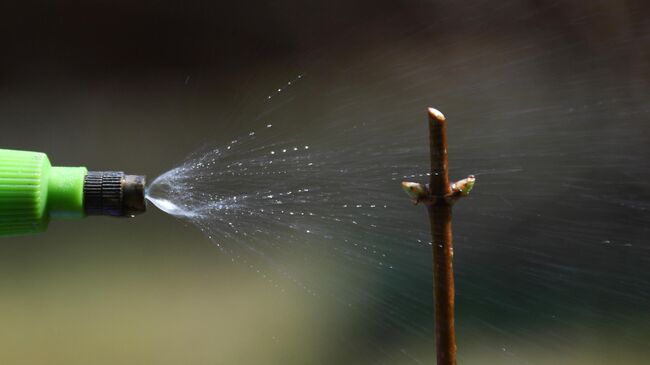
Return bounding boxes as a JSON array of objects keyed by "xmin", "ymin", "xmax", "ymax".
[{"xmin": 0, "ymin": 1, "xmax": 649, "ymax": 364}]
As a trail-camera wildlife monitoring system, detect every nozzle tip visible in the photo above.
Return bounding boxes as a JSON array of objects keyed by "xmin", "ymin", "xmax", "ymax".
[{"xmin": 123, "ymin": 174, "xmax": 146, "ymax": 216}]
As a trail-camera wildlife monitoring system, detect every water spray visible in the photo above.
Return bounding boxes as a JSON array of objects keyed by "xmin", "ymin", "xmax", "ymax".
[
  {"xmin": 0, "ymin": 148, "xmax": 146, "ymax": 236},
  {"xmin": 401, "ymin": 108, "xmax": 476, "ymax": 365}
]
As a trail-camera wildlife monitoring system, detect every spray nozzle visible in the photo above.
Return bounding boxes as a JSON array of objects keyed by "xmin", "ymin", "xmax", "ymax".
[
  {"xmin": 84, "ymin": 171, "xmax": 146, "ymax": 217},
  {"xmin": 0, "ymin": 148, "xmax": 149, "ymax": 236}
]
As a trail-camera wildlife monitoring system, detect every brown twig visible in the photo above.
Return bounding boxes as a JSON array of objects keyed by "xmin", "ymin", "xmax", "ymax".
[
  {"xmin": 428, "ymin": 108, "xmax": 451, "ymax": 197},
  {"xmin": 401, "ymin": 107, "xmax": 476, "ymax": 365}
]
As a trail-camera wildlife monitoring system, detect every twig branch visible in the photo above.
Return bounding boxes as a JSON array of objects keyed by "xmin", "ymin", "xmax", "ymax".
[{"xmin": 401, "ymin": 107, "xmax": 476, "ymax": 365}]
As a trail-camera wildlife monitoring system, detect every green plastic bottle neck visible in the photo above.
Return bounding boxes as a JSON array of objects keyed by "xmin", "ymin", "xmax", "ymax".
[{"xmin": 48, "ymin": 166, "xmax": 87, "ymax": 219}]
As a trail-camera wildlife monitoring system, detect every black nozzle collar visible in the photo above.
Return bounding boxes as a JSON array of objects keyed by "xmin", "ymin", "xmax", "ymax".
[{"xmin": 84, "ymin": 171, "xmax": 146, "ymax": 217}]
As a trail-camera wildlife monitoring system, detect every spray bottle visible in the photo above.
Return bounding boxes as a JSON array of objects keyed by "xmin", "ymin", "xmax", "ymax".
[{"xmin": 0, "ymin": 148, "xmax": 146, "ymax": 236}]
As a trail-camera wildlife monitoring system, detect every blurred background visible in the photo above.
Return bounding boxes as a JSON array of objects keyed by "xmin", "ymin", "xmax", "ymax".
[{"xmin": 0, "ymin": 1, "xmax": 649, "ymax": 364}]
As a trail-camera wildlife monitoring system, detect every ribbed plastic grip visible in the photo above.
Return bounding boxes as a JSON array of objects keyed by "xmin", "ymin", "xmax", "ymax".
[
  {"xmin": 84, "ymin": 171, "xmax": 125, "ymax": 216},
  {"xmin": 0, "ymin": 149, "xmax": 50, "ymax": 235}
]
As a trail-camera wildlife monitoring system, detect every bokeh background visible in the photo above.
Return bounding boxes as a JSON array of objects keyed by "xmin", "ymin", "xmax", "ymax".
[{"xmin": 1, "ymin": 1, "xmax": 649, "ymax": 364}]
